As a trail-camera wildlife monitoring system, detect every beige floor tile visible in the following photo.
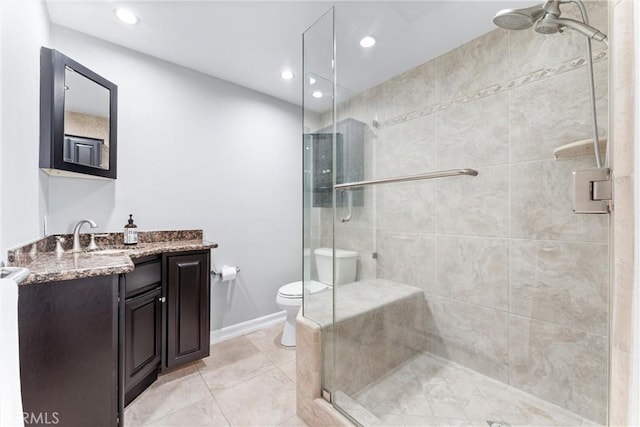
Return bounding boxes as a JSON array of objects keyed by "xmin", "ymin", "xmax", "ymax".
[
  {"xmin": 278, "ymin": 414, "xmax": 310, "ymax": 427},
  {"xmin": 198, "ymin": 351, "xmax": 276, "ymax": 391},
  {"xmin": 244, "ymin": 323, "xmax": 285, "ymax": 352},
  {"xmin": 279, "ymin": 359, "xmax": 297, "ymax": 383},
  {"xmin": 142, "ymin": 397, "xmax": 229, "ymax": 426},
  {"xmin": 125, "ymin": 366, "xmax": 212, "ymax": 426},
  {"xmin": 201, "ymin": 336, "xmax": 261, "ymax": 366},
  {"xmin": 213, "ymin": 367, "xmax": 296, "ymax": 426},
  {"xmin": 264, "ymin": 345, "xmax": 297, "ymax": 367}
]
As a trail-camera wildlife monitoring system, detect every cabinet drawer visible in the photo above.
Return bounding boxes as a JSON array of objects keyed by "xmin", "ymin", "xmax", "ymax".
[{"xmin": 126, "ymin": 259, "xmax": 161, "ymax": 296}]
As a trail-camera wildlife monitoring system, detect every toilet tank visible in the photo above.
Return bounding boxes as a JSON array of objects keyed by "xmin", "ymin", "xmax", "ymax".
[{"xmin": 314, "ymin": 248, "xmax": 358, "ymax": 286}]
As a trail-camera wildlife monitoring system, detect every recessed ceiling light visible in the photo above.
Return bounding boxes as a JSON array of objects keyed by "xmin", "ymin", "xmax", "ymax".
[
  {"xmin": 360, "ymin": 36, "xmax": 376, "ymax": 48},
  {"xmin": 280, "ymin": 70, "xmax": 294, "ymax": 80},
  {"xmin": 114, "ymin": 8, "xmax": 139, "ymax": 25},
  {"xmin": 309, "ymin": 76, "xmax": 316, "ymax": 85},
  {"xmin": 312, "ymin": 91, "xmax": 323, "ymax": 99}
]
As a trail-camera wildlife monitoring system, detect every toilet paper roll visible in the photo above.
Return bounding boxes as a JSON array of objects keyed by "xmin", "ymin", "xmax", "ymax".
[{"xmin": 220, "ymin": 266, "xmax": 237, "ymax": 281}]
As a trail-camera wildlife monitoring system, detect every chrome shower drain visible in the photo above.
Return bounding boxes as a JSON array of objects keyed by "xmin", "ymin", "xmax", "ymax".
[{"xmin": 487, "ymin": 421, "xmax": 511, "ymax": 427}]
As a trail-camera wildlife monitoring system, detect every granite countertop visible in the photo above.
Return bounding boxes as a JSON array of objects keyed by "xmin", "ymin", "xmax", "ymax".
[{"xmin": 7, "ymin": 230, "xmax": 217, "ymax": 285}]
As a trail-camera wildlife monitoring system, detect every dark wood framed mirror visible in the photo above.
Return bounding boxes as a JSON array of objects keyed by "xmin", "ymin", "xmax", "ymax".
[{"xmin": 40, "ymin": 47, "xmax": 118, "ymax": 179}]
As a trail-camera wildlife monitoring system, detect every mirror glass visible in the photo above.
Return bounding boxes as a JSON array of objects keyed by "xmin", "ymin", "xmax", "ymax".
[{"xmin": 63, "ymin": 66, "xmax": 111, "ymax": 170}]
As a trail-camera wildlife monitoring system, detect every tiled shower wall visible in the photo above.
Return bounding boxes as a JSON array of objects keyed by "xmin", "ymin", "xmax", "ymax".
[{"xmin": 315, "ymin": 1, "xmax": 610, "ymax": 423}]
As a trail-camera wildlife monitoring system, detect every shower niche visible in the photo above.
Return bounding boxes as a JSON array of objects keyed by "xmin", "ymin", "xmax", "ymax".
[{"xmin": 305, "ymin": 118, "xmax": 365, "ymax": 208}]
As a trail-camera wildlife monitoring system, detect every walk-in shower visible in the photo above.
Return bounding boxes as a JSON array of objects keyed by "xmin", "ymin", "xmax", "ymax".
[{"xmin": 302, "ymin": 2, "xmax": 610, "ymax": 426}]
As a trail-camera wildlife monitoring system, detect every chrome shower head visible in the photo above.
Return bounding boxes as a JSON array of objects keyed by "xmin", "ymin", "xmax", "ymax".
[
  {"xmin": 493, "ymin": 4, "xmax": 546, "ymax": 30},
  {"xmin": 535, "ymin": 17, "xmax": 562, "ymax": 34},
  {"xmin": 535, "ymin": 15, "xmax": 609, "ymax": 43}
]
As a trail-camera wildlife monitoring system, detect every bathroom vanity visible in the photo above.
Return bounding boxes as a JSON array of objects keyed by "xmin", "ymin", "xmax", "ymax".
[{"xmin": 8, "ymin": 231, "xmax": 216, "ymax": 427}]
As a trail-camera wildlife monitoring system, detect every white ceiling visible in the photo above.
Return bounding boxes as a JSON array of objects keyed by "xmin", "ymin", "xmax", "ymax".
[{"xmin": 45, "ymin": 1, "xmax": 524, "ymax": 112}]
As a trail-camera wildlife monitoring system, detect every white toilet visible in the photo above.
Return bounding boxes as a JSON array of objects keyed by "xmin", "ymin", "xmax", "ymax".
[{"xmin": 276, "ymin": 247, "xmax": 358, "ymax": 347}]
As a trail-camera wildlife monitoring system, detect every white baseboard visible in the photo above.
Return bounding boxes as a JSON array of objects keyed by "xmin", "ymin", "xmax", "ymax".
[{"xmin": 210, "ymin": 311, "xmax": 286, "ymax": 344}]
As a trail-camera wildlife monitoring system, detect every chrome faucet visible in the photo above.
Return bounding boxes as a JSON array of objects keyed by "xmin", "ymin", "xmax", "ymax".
[{"xmin": 72, "ymin": 219, "xmax": 98, "ymax": 253}]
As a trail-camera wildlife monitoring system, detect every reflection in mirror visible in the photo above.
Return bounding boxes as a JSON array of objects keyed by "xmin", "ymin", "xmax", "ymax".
[{"xmin": 64, "ymin": 67, "xmax": 110, "ymax": 170}]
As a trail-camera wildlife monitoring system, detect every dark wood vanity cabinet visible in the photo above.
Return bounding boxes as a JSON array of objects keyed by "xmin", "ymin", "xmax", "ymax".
[
  {"xmin": 18, "ymin": 249, "xmax": 211, "ymax": 426},
  {"xmin": 18, "ymin": 275, "xmax": 120, "ymax": 427},
  {"xmin": 124, "ymin": 250, "xmax": 211, "ymax": 404},
  {"xmin": 164, "ymin": 251, "xmax": 211, "ymax": 368},
  {"xmin": 123, "ymin": 255, "xmax": 163, "ymax": 406}
]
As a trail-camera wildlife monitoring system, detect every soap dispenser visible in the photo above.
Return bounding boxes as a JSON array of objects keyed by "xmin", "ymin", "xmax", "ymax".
[{"xmin": 123, "ymin": 214, "xmax": 138, "ymax": 245}]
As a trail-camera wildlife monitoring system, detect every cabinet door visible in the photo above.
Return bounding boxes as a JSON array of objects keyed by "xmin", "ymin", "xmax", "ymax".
[
  {"xmin": 124, "ymin": 287, "xmax": 161, "ymax": 405},
  {"xmin": 19, "ymin": 275, "xmax": 119, "ymax": 427},
  {"xmin": 165, "ymin": 252, "xmax": 210, "ymax": 368}
]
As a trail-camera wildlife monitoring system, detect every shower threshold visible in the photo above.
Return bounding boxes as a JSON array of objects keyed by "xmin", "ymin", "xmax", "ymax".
[{"xmin": 334, "ymin": 351, "xmax": 602, "ymax": 427}]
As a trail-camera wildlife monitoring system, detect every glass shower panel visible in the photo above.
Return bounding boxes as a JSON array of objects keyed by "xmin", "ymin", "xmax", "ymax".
[
  {"xmin": 326, "ymin": 1, "xmax": 610, "ymax": 426},
  {"xmin": 302, "ymin": 8, "xmax": 334, "ymax": 329}
]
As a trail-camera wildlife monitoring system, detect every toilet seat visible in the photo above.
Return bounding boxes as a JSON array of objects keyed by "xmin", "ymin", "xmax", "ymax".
[{"xmin": 277, "ymin": 280, "xmax": 327, "ymax": 299}]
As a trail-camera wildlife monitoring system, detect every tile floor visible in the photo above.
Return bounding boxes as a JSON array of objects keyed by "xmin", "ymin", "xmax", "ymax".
[
  {"xmin": 124, "ymin": 324, "xmax": 308, "ymax": 427},
  {"xmin": 126, "ymin": 324, "xmax": 602, "ymax": 427},
  {"xmin": 345, "ymin": 352, "xmax": 601, "ymax": 427}
]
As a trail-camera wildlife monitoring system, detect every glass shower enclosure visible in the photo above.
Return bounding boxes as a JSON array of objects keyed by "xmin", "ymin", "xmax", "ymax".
[{"xmin": 302, "ymin": 2, "xmax": 609, "ymax": 426}]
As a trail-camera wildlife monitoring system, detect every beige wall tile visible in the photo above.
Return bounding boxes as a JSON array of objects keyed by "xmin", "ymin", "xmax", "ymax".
[
  {"xmin": 612, "ymin": 261, "xmax": 634, "ymax": 352},
  {"xmin": 376, "ymin": 181, "xmax": 436, "ymax": 234},
  {"xmin": 435, "ymin": 165, "xmax": 509, "ymax": 237},
  {"xmin": 610, "ymin": 348, "xmax": 632, "ymax": 426},
  {"xmin": 423, "ymin": 295, "xmax": 509, "ymax": 382},
  {"xmin": 376, "ymin": 231, "xmax": 435, "ymax": 292},
  {"xmin": 510, "ymin": 158, "xmax": 609, "ymax": 242},
  {"xmin": 510, "ymin": 239, "xmax": 609, "ymax": 335},
  {"xmin": 509, "ymin": 316, "xmax": 608, "ymax": 424},
  {"xmin": 295, "ymin": 314, "xmax": 323, "ymax": 401},
  {"xmin": 510, "ymin": 60, "xmax": 608, "ymax": 163},
  {"xmin": 376, "ymin": 115, "xmax": 436, "ymax": 177},
  {"xmin": 436, "ymin": 92, "xmax": 509, "ymax": 169},
  {"xmin": 434, "ymin": 235, "xmax": 509, "ymax": 310},
  {"xmin": 611, "ymin": 85, "xmax": 635, "ymax": 177},
  {"xmin": 611, "ymin": 0, "xmax": 634, "ymax": 92},
  {"xmin": 380, "ymin": 61, "xmax": 436, "ymax": 121},
  {"xmin": 613, "ymin": 175, "xmax": 634, "ymax": 264},
  {"xmin": 436, "ymin": 29, "xmax": 509, "ymax": 102}
]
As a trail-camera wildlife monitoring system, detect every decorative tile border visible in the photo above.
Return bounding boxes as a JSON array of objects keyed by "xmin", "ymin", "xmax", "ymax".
[{"xmin": 379, "ymin": 50, "xmax": 608, "ymax": 129}]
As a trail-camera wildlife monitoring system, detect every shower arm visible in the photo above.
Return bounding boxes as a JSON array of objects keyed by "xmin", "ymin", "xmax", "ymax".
[{"xmin": 563, "ymin": 0, "xmax": 606, "ymax": 168}]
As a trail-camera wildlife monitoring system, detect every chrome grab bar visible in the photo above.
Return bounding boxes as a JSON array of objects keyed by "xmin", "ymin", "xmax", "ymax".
[
  {"xmin": 334, "ymin": 168, "xmax": 478, "ymax": 223},
  {"xmin": 334, "ymin": 168, "xmax": 478, "ymax": 190}
]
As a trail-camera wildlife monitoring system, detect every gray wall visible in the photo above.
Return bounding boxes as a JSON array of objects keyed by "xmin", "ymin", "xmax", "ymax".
[
  {"xmin": 0, "ymin": 0, "xmax": 50, "ymax": 254},
  {"xmin": 45, "ymin": 26, "xmax": 303, "ymax": 329},
  {"xmin": 0, "ymin": 7, "xmax": 305, "ymax": 331},
  {"xmin": 315, "ymin": 1, "xmax": 609, "ymax": 423}
]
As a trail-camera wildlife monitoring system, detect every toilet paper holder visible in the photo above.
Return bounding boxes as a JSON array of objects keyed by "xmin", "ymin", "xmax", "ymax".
[{"xmin": 211, "ymin": 266, "xmax": 240, "ymax": 277}]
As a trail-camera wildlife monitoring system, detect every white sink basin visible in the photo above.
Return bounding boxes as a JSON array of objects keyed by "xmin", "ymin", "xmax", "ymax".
[{"xmin": 0, "ymin": 267, "xmax": 30, "ymax": 283}]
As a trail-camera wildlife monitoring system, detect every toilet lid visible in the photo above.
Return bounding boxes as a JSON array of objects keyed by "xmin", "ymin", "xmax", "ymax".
[{"xmin": 278, "ymin": 280, "xmax": 327, "ymax": 298}]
